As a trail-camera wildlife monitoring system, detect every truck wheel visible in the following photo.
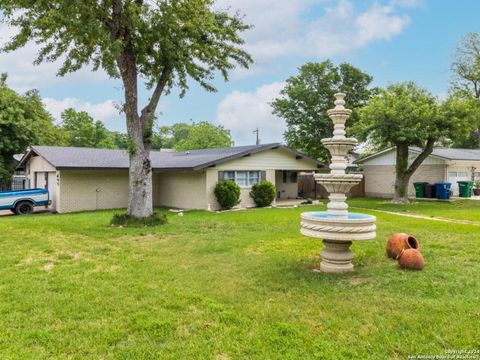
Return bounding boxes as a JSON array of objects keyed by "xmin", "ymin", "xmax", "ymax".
[{"xmin": 15, "ymin": 201, "xmax": 33, "ymax": 215}]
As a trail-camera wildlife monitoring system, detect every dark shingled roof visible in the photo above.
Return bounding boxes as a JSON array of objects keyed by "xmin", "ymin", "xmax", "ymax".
[
  {"xmin": 18, "ymin": 143, "xmax": 323, "ymax": 171},
  {"xmin": 418, "ymin": 147, "xmax": 480, "ymax": 161},
  {"xmin": 356, "ymin": 147, "xmax": 480, "ymax": 163}
]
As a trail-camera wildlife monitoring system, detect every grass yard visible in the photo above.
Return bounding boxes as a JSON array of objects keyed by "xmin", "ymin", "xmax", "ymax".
[
  {"xmin": 0, "ymin": 202, "xmax": 479, "ymax": 359},
  {"xmin": 349, "ymin": 197, "xmax": 480, "ymax": 223}
]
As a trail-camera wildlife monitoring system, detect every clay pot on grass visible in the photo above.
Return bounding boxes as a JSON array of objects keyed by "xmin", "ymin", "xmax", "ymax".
[
  {"xmin": 398, "ymin": 248, "xmax": 425, "ymax": 270},
  {"xmin": 386, "ymin": 233, "xmax": 420, "ymax": 259}
]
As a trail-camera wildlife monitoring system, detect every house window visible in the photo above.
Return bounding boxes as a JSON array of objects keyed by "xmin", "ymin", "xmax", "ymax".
[
  {"xmin": 224, "ymin": 171, "xmax": 260, "ymax": 187},
  {"xmin": 282, "ymin": 171, "xmax": 298, "ymax": 184}
]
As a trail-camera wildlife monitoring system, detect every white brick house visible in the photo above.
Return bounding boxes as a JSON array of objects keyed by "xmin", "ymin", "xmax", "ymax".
[
  {"xmin": 16, "ymin": 144, "xmax": 323, "ymax": 213},
  {"xmin": 357, "ymin": 147, "xmax": 480, "ymax": 197}
]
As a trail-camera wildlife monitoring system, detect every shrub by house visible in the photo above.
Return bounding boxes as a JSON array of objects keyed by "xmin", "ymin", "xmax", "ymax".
[
  {"xmin": 214, "ymin": 180, "xmax": 241, "ymax": 209},
  {"xmin": 250, "ymin": 181, "xmax": 276, "ymax": 207}
]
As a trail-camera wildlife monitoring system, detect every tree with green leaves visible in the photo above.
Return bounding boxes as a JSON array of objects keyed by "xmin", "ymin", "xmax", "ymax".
[
  {"xmin": 159, "ymin": 121, "xmax": 233, "ymax": 151},
  {"xmin": 156, "ymin": 122, "xmax": 192, "ymax": 149},
  {"xmin": 451, "ymin": 32, "xmax": 480, "ymax": 148},
  {"xmin": 355, "ymin": 82, "xmax": 472, "ymax": 204},
  {"xmin": 110, "ymin": 131, "xmax": 130, "ymax": 150},
  {"xmin": 452, "ymin": 32, "xmax": 480, "ymax": 98},
  {"xmin": 0, "ymin": 1, "xmax": 252, "ymax": 217},
  {"xmin": 271, "ymin": 61, "xmax": 374, "ymax": 162},
  {"xmin": 60, "ymin": 108, "xmax": 116, "ymax": 149},
  {"xmin": 0, "ymin": 74, "xmax": 57, "ymax": 178}
]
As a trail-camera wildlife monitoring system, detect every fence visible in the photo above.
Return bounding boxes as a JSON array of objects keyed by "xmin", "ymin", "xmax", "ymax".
[
  {"xmin": 0, "ymin": 178, "xmax": 27, "ymax": 192},
  {"xmin": 298, "ymin": 173, "xmax": 365, "ymax": 199}
]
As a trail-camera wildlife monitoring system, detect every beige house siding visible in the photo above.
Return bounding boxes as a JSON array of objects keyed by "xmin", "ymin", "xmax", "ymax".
[
  {"xmin": 58, "ymin": 170, "xmax": 129, "ymax": 213},
  {"xmin": 27, "ymin": 155, "xmax": 56, "ymax": 172},
  {"xmin": 275, "ymin": 171, "xmax": 299, "ymax": 199},
  {"xmin": 364, "ymin": 164, "xmax": 446, "ymax": 197},
  {"xmin": 204, "ymin": 148, "xmax": 317, "ymax": 210},
  {"xmin": 26, "ymin": 155, "xmax": 59, "ymax": 210},
  {"xmin": 215, "ymin": 147, "xmax": 318, "ymax": 171},
  {"xmin": 26, "ymin": 155, "xmax": 57, "ymax": 186},
  {"xmin": 154, "ymin": 171, "xmax": 207, "ymax": 209},
  {"xmin": 27, "ymin": 146, "xmax": 320, "ymax": 212}
]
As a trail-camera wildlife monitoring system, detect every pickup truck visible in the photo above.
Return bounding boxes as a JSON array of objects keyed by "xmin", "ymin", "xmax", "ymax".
[{"xmin": 0, "ymin": 189, "xmax": 50, "ymax": 215}]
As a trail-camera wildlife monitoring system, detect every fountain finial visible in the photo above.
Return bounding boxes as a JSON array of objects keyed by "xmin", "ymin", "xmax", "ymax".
[{"xmin": 333, "ymin": 92, "xmax": 346, "ymax": 109}]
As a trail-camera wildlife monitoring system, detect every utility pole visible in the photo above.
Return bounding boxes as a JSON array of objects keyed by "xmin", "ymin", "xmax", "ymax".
[{"xmin": 253, "ymin": 128, "xmax": 260, "ymax": 145}]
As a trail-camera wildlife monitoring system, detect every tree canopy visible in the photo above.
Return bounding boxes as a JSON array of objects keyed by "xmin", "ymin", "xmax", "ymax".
[
  {"xmin": 0, "ymin": 0, "xmax": 252, "ymax": 217},
  {"xmin": 450, "ymin": 32, "xmax": 480, "ymax": 148},
  {"xmin": 355, "ymin": 82, "xmax": 472, "ymax": 203},
  {"xmin": 59, "ymin": 109, "xmax": 117, "ymax": 149},
  {"xmin": 271, "ymin": 61, "xmax": 374, "ymax": 162},
  {"xmin": 0, "ymin": 75, "xmax": 57, "ymax": 178},
  {"xmin": 452, "ymin": 32, "xmax": 480, "ymax": 98},
  {"xmin": 158, "ymin": 121, "xmax": 233, "ymax": 151}
]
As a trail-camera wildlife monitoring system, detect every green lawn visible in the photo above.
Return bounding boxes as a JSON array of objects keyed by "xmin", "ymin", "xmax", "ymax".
[
  {"xmin": 0, "ymin": 203, "xmax": 479, "ymax": 359},
  {"xmin": 349, "ymin": 197, "xmax": 480, "ymax": 223}
]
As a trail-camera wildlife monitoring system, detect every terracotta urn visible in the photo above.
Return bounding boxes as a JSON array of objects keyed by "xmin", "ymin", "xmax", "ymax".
[
  {"xmin": 386, "ymin": 233, "xmax": 420, "ymax": 259},
  {"xmin": 398, "ymin": 248, "xmax": 425, "ymax": 270}
]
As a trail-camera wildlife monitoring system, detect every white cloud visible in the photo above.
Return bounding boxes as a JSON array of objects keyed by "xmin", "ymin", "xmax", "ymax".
[
  {"xmin": 354, "ymin": 4, "xmax": 410, "ymax": 45},
  {"xmin": 43, "ymin": 98, "xmax": 124, "ymax": 131},
  {"xmin": 216, "ymin": 0, "xmax": 413, "ymax": 74},
  {"xmin": 216, "ymin": 82, "xmax": 285, "ymax": 145}
]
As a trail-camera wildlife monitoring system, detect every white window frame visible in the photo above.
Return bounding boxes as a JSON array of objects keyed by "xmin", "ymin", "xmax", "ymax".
[{"xmin": 224, "ymin": 170, "xmax": 261, "ymax": 188}]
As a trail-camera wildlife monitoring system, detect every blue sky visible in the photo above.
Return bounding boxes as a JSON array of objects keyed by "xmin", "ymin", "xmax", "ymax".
[{"xmin": 1, "ymin": 0, "xmax": 479, "ymax": 145}]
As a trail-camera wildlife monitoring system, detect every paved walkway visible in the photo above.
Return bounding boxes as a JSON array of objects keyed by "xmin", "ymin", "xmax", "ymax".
[{"xmin": 351, "ymin": 207, "xmax": 480, "ymax": 226}]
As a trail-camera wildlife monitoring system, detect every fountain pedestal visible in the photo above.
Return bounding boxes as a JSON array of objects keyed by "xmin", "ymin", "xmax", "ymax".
[
  {"xmin": 320, "ymin": 240, "xmax": 353, "ymax": 272},
  {"xmin": 300, "ymin": 93, "xmax": 376, "ymax": 273}
]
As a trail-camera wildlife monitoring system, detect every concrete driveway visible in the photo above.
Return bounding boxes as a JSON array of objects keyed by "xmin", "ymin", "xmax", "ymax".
[{"xmin": 0, "ymin": 209, "xmax": 52, "ymax": 217}]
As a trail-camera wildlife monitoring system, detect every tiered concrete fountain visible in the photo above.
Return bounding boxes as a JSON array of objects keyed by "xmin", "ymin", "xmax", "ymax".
[{"xmin": 300, "ymin": 93, "xmax": 376, "ymax": 273}]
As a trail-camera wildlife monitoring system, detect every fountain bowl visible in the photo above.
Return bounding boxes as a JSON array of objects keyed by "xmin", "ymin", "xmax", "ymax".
[{"xmin": 301, "ymin": 211, "xmax": 376, "ymax": 241}]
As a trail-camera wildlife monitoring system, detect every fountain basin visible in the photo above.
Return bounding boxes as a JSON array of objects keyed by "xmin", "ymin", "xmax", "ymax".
[{"xmin": 301, "ymin": 211, "xmax": 376, "ymax": 241}]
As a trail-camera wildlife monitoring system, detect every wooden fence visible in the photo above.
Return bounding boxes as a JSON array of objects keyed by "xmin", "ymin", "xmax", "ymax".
[{"xmin": 298, "ymin": 173, "xmax": 365, "ymax": 199}]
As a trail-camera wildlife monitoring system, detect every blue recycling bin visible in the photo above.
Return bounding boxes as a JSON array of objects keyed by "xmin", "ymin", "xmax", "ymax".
[{"xmin": 435, "ymin": 182, "xmax": 452, "ymax": 200}]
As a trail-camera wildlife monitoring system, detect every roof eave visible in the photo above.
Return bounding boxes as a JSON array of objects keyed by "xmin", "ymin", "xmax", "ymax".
[{"xmin": 191, "ymin": 144, "xmax": 325, "ymax": 170}]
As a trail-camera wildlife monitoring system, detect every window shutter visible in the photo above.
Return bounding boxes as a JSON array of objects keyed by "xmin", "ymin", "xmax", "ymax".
[
  {"xmin": 260, "ymin": 171, "xmax": 266, "ymax": 181},
  {"xmin": 218, "ymin": 171, "xmax": 224, "ymax": 181},
  {"xmin": 291, "ymin": 171, "xmax": 298, "ymax": 183}
]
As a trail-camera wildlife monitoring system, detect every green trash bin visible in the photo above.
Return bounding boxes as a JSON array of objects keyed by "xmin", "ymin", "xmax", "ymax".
[
  {"xmin": 413, "ymin": 182, "xmax": 427, "ymax": 198},
  {"xmin": 458, "ymin": 181, "xmax": 474, "ymax": 198}
]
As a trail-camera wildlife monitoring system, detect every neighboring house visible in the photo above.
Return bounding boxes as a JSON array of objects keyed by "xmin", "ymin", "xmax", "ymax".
[
  {"xmin": 356, "ymin": 147, "xmax": 480, "ymax": 197},
  {"xmin": 16, "ymin": 143, "xmax": 323, "ymax": 213}
]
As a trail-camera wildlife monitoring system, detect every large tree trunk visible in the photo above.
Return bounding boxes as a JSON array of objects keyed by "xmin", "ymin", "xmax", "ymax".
[
  {"xmin": 127, "ymin": 124, "xmax": 153, "ymax": 217},
  {"xmin": 118, "ymin": 47, "xmax": 154, "ymax": 218},
  {"xmin": 392, "ymin": 143, "xmax": 410, "ymax": 204},
  {"xmin": 108, "ymin": 1, "xmax": 161, "ymax": 218},
  {"xmin": 391, "ymin": 139, "xmax": 436, "ymax": 204}
]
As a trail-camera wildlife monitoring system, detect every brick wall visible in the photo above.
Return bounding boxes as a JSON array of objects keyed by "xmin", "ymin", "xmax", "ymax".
[
  {"xmin": 58, "ymin": 170, "xmax": 129, "ymax": 213},
  {"xmin": 364, "ymin": 164, "xmax": 446, "ymax": 197}
]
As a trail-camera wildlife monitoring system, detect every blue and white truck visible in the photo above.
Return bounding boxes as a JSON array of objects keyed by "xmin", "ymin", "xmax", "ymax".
[{"xmin": 0, "ymin": 189, "xmax": 50, "ymax": 215}]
